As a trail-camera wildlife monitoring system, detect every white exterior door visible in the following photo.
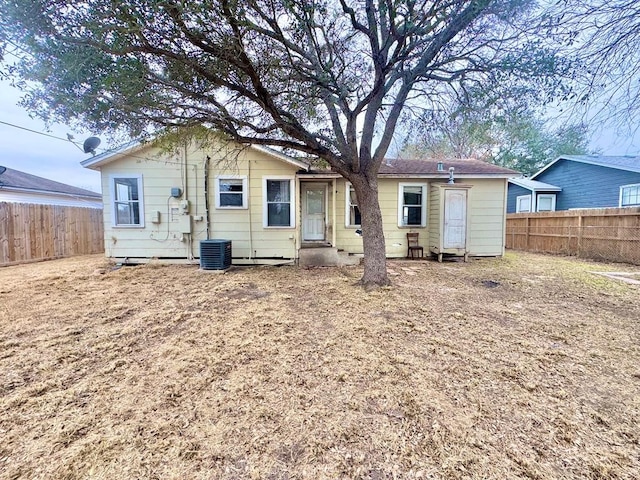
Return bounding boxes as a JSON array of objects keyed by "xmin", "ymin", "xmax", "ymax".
[
  {"xmin": 302, "ymin": 183, "xmax": 326, "ymax": 241},
  {"xmin": 443, "ymin": 189, "xmax": 467, "ymax": 249}
]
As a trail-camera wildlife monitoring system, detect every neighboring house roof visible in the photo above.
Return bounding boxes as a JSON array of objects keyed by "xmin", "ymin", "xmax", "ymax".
[
  {"xmin": 508, "ymin": 178, "xmax": 562, "ymax": 192},
  {"xmin": 81, "ymin": 140, "xmax": 310, "ymax": 171},
  {"xmin": 533, "ymin": 155, "xmax": 640, "ymax": 178},
  {"xmin": 378, "ymin": 158, "xmax": 518, "ymax": 177},
  {"xmin": 0, "ymin": 166, "xmax": 101, "ymax": 199}
]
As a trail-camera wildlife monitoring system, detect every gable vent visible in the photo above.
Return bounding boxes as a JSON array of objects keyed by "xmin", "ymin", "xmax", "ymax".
[{"xmin": 200, "ymin": 240, "xmax": 232, "ymax": 270}]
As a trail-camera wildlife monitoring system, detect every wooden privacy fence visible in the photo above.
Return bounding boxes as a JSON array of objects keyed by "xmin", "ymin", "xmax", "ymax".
[
  {"xmin": 506, "ymin": 207, "xmax": 640, "ymax": 265},
  {"xmin": 0, "ymin": 202, "xmax": 104, "ymax": 266}
]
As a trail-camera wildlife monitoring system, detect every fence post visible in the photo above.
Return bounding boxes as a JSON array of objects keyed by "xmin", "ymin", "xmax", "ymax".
[{"xmin": 577, "ymin": 214, "xmax": 583, "ymax": 257}]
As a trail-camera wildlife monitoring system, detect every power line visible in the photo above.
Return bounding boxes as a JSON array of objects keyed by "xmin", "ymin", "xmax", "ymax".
[
  {"xmin": 0, "ymin": 119, "xmax": 82, "ymax": 146},
  {"xmin": 0, "ymin": 118, "xmax": 194, "ymax": 167}
]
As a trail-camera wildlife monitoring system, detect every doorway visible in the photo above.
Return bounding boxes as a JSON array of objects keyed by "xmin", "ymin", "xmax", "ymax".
[{"xmin": 301, "ymin": 183, "xmax": 327, "ymax": 242}]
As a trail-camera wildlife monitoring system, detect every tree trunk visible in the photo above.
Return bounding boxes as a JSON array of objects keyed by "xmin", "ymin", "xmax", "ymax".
[{"xmin": 350, "ymin": 175, "xmax": 391, "ymax": 288}]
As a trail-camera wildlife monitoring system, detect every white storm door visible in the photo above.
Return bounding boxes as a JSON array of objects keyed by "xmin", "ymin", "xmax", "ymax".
[
  {"xmin": 302, "ymin": 184, "xmax": 326, "ymax": 241},
  {"xmin": 443, "ymin": 189, "xmax": 468, "ymax": 249}
]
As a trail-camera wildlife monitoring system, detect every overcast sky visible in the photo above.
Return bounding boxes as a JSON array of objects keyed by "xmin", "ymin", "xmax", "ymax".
[
  {"xmin": 0, "ymin": 80, "xmax": 102, "ymax": 192},
  {"xmin": 1, "ymin": 78, "xmax": 639, "ymax": 195}
]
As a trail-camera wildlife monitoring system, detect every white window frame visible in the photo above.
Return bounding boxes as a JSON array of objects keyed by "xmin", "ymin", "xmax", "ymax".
[
  {"xmin": 620, "ymin": 183, "xmax": 640, "ymax": 207},
  {"xmin": 263, "ymin": 176, "xmax": 295, "ymax": 228},
  {"xmin": 345, "ymin": 182, "xmax": 361, "ymax": 228},
  {"xmin": 397, "ymin": 183, "xmax": 427, "ymax": 227},
  {"xmin": 110, "ymin": 174, "xmax": 144, "ymax": 228},
  {"xmin": 215, "ymin": 175, "xmax": 248, "ymax": 209},
  {"xmin": 516, "ymin": 194, "xmax": 531, "ymax": 213},
  {"xmin": 536, "ymin": 193, "xmax": 556, "ymax": 212}
]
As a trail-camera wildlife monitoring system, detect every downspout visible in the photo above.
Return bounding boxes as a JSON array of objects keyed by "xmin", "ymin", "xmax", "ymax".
[
  {"xmin": 332, "ymin": 178, "xmax": 337, "ymax": 247},
  {"xmin": 204, "ymin": 156, "xmax": 211, "ymax": 239},
  {"xmin": 184, "ymin": 143, "xmax": 193, "ymax": 260},
  {"xmin": 248, "ymin": 159, "xmax": 253, "ymax": 260}
]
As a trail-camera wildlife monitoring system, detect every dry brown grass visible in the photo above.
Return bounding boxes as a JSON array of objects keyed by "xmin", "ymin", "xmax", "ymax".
[{"xmin": 1, "ymin": 252, "xmax": 639, "ymax": 480}]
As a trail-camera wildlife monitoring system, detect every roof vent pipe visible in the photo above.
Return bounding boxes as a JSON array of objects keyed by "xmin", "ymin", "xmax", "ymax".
[
  {"xmin": 448, "ymin": 167, "xmax": 455, "ymax": 184},
  {"xmin": 437, "ymin": 161, "xmax": 444, "ymax": 171}
]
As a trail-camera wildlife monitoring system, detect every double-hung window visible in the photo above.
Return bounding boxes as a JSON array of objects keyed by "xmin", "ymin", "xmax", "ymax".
[
  {"xmin": 398, "ymin": 183, "xmax": 427, "ymax": 227},
  {"xmin": 264, "ymin": 177, "xmax": 295, "ymax": 227},
  {"xmin": 620, "ymin": 184, "xmax": 640, "ymax": 207},
  {"xmin": 111, "ymin": 175, "xmax": 144, "ymax": 227},
  {"xmin": 345, "ymin": 183, "xmax": 361, "ymax": 227},
  {"xmin": 216, "ymin": 176, "xmax": 248, "ymax": 208},
  {"xmin": 516, "ymin": 195, "xmax": 531, "ymax": 213},
  {"xmin": 536, "ymin": 194, "xmax": 556, "ymax": 212}
]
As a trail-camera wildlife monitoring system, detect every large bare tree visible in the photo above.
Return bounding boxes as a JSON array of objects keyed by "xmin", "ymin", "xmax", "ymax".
[
  {"xmin": 0, "ymin": 0, "xmax": 564, "ymax": 287},
  {"xmin": 550, "ymin": 0, "xmax": 640, "ymax": 130}
]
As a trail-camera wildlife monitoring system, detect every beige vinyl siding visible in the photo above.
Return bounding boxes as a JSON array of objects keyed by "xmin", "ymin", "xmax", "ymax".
[
  {"xmin": 428, "ymin": 184, "xmax": 441, "ymax": 253},
  {"xmin": 465, "ymin": 178, "xmax": 507, "ymax": 256},
  {"xmin": 335, "ymin": 177, "xmax": 506, "ymax": 259},
  {"xmin": 100, "ymin": 142, "xmax": 299, "ymax": 260},
  {"xmin": 100, "ymin": 144, "xmax": 207, "ymax": 259},
  {"xmin": 212, "ymin": 153, "xmax": 298, "ymax": 259},
  {"xmin": 334, "ymin": 178, "xmax": 428, "ymax": 258}
]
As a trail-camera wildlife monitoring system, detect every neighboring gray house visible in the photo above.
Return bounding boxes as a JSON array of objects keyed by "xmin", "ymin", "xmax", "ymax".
[
  {"xmin": 0, "ymin": 166, "xmax": 102, "ymax": 208},
  {"xmin": 507, "ymin": 155, "xmax": 640, "ymax": 212}
]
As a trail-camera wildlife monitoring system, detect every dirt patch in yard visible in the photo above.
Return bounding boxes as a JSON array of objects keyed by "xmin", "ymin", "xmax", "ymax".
[{"xmin": 0, "ymin": 252, "xmax": 639, "ymax": 479}]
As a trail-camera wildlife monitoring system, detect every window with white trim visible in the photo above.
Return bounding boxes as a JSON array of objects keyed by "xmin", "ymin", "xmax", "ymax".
[
  {"xmin": 398, "ymin": 183, "xmax": 427, "ymax": 227},
  {"xmin": 111, "ymin": 175, "xmax": 144, "ymax": 227},
  {"xmin": 216, "ymin": 176, "xmax": 248, "ymax": 208},
  {"xmin": 536, "ymin": 194, "xmax": 556, "ymax": 212},
  {"xmin": 516, "ymin": 195, "xmax": 531, "ymax": 213},
  {"xmin": 263, "ymin": 177, "xmax": 295, "ymax": 227},
  {"xmin": 620, "ymin": 183, "xmax": 640, "ymax": 207},
  {"xmin": 345, "ymin": 183, "xmax": 361, "ymax": 227}
]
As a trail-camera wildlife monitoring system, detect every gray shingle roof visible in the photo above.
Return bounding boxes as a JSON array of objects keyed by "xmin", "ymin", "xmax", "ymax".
[{"xmin": 0, "ymin": 166, "xmax": 101, "ymax": 198}]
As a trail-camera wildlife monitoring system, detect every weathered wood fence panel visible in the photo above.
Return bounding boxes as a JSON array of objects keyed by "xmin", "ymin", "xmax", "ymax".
[
  {"xmin": 506, "ymin": 207, "xmax": 640, "ymax": 265},
  {"xmin": 0, "ymin": 202, "xmax": 104, "ymax": 266}
]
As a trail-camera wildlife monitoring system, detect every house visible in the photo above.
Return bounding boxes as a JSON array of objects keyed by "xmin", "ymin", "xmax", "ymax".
[
  {"xmin": 81, "ymin": 140, "xmax": 516, "ymax": 265},
  {"xmin": 0, "ymin": 166, "xmax": 102, "ymax": 208},
  {"xmin": 507, "ymin": 155, "xmax": 640, "ymax": 212}
]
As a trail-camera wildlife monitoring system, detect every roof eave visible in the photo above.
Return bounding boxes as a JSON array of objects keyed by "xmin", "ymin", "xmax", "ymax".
[
  {"xmin": 532, "ymin": 155, "xmax": 640, "ymax": 178},
  {"xmin": 81, "ymin": 141, "xmax": 145, "ymax": 170},
  {"xmin": 249, "ymin": 145, "xmax": 309, "ymax": 171},
  {"xmin": 378, "ymin": 173, "xmax": 515, "ymax": 179},
  {"xmin": 0, "ymin": 185, "xmax": 102, "ymax": 199}
]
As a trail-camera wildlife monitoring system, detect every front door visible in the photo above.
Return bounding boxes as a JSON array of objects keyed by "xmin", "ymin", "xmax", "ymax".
[
  {"xmin": 443, "ymin": 189, "xmax": 467, "ymax": 249},
  {"xmin": 302, "ymin": 183, "xmax": 326, "ymax": 241}
]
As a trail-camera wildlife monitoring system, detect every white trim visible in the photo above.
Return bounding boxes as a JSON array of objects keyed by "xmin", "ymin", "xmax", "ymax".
[
  {"xmin": 620, "ymin": 183, "xmax": 640, "ymax": 207},
  {"xmin": 397, "ymin": 182, "xmax": 427, "ymax": 227},
  {"xmin": 508, "ymin": 178, "xmax": 562, "ymax": 192},
  {"xmin": 109, "ymin": 174, "xmax": 145, "ymax": 228},
  {"xmin": 536, "ymin": 193, "xmax": 556, "ymax": 212},
  {"xmin": 516, "ymin": 194, "xmax": 532, "ymax": 213},
  {"xmin": 345, "ymin": 182, "xmax": 361, "ymax": 228},
  {"xmin": 215, "ymin": 175, "xmax": 248, "ymax": 209},
  {"xmin": 250, "ymin": 145, "xmax": 309, "ymax": 170},
  {"xmin": 82, "ymin": 140, "xmax": 308, "ymax": 171},
  {"xmin": 262, "ymin": 176, "xmax": 295, "ymax": 228}
]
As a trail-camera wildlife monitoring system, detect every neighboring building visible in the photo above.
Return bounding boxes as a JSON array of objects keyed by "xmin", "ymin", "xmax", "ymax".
[
  {"xmin": 81, "ymin": 140, "xmax": 516, "ymax": 265},
  {"xmin": 508, "ymin": 155, "xmax": 640, "ymax": 213},
  {"xmin": 507, "ymin": 178, "xmax": 562, "ymax": 213},
  {"xmin": 0, "ymin": 166, "xmax": 102, "ymax": 208}
]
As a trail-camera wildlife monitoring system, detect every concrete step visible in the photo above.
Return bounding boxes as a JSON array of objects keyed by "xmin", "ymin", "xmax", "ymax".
[{"xmin": 299, "ymin": 247, "xmax": 361, "ymax": 267}]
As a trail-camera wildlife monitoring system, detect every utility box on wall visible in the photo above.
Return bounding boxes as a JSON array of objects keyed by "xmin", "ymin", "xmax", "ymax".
[{"xmin": 177, "ymin": 215, "xmax": 191, "ymax": 234}]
